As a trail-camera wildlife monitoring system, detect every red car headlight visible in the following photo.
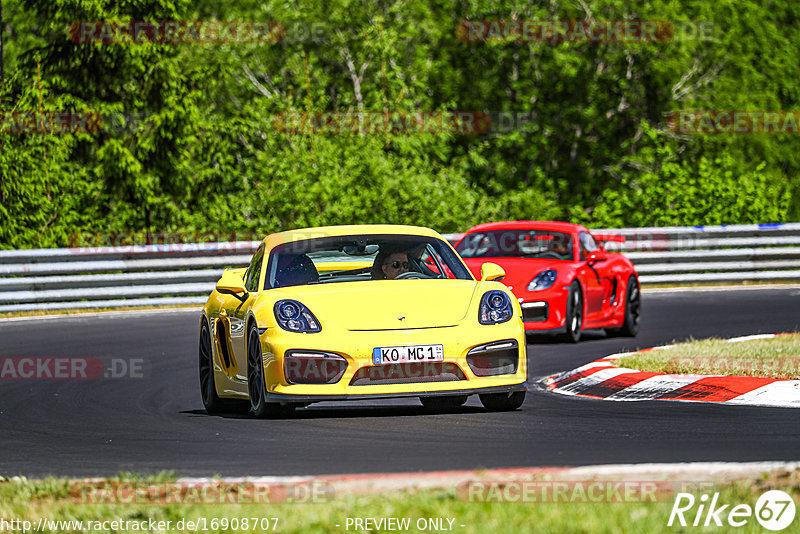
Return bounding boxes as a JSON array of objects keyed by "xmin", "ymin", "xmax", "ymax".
[{"xmin": 527, "ymin": 269, "xmax": 558, "ymax": 291}]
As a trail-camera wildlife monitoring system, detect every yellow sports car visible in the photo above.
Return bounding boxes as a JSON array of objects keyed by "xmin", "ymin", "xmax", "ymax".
[{"xmin": 199, "ymin": 225, "xmax": 527, "ymax": 417}]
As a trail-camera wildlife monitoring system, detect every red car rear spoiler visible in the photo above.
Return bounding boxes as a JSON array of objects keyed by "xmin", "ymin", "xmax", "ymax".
[{"xmin": 592, "ymin": 233, "xmax": 626, "ymax": 244}]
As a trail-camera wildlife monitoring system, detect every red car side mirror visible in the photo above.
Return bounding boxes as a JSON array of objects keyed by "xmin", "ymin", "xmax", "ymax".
[{"xmin": 587, "ymin": 249, "xmax": 608, "ymax": 265}]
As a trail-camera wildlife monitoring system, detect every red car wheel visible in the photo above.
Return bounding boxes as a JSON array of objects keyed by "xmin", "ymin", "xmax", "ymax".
[{"xmin": 563, "ymin": 281, "xmax": 583, "ymax": 343}]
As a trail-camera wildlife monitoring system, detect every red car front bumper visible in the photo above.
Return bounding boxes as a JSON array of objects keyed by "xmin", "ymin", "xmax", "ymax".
[{"xmin": 516, "ymin": 285, "xmax": 571, "ymax": 332}]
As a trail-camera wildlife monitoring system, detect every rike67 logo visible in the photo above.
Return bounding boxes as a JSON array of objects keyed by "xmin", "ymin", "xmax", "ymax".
[{"xmin": 668, "ymin": 490, "xmax": 796, "ymax": 531}]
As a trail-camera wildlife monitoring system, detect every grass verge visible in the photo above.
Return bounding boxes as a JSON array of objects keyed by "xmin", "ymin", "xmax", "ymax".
[
  {"xmin": 617, "ymin": 333, "xmax": 800, "ymax": 379},
  {"xmin": 0, "ymin": 472, "xmax": 798, "ymax": 533}
]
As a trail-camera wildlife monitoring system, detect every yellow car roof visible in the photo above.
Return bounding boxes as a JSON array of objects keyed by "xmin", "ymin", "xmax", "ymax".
[{"xmin": 262, "ymin": 225, "xmax": 445, "ymax": 247}]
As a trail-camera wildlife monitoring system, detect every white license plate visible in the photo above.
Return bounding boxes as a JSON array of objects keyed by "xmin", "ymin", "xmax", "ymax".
[{"xmin": 372, "ymin": 344, "xmax": 444, "ymax": 365}]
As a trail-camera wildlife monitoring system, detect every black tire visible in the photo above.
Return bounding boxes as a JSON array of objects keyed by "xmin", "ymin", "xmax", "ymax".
[
  {"xmin": 617, "ymin": 275, "xmax": 641, "ymax": 337},
  {"xmin": 199, "ymin": 317, "xmax": 226, "ymax": 413},
  {"xmin": 562, "ymin": 281, "xmax": 583, "ymax": 343},
  {"xmin": 419, "ymin": 395, "xmax": 468, "ymax": 411},
  {"xmin": 247, "ymin": 322, "xmax": 295, "ymax": 419},
  {"xmin": 479, "ymin": 391, "xmax": 526, "ymax": 411},
  {"xmin": 199, "ymin": 317, "xmax": 248, "ymax": 414}
]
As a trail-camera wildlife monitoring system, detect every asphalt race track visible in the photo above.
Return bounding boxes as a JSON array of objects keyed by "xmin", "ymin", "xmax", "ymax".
[{"xmin": 1, "ymin": 287, "xmax": 798, "ymax": 478}]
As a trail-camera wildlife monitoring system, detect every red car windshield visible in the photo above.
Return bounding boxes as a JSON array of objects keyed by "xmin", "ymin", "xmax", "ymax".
[{"xmin": 457, "ymin": 230, "xmax": 574, "ymax": 260}]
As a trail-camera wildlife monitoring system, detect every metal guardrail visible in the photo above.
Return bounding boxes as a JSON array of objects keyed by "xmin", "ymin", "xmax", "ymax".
[
  {"xmin": 1, "ymin": 224, "xmax": 799, "ymax": 312},
  {"xmin": 0, "ymin": 242, "xmax": 259, "ymax": 312},
  {"xmin": 597, "ymin": 223, "xmax": 800, "ymax": 284}
]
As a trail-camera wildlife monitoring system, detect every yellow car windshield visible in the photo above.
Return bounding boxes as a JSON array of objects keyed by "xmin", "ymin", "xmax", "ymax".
[{"xmin": 265, "ymin": 234, "xmax": 472, "ymax": 289}]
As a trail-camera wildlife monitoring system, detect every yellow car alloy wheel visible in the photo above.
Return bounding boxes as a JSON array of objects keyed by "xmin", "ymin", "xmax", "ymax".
[{"xmin": 247, "ymin": 321, "xmax": 295, "ymax": 418}]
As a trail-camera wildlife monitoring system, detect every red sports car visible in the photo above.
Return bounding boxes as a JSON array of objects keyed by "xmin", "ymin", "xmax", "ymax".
[{"xmin": 454, "ymin": 221, "xmax": 640, "ymax": 342}]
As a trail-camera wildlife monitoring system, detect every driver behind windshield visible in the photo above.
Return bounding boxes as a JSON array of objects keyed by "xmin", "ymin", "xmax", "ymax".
[
  {"xmin": 549, "ymin": 239, "xmax": 572, "ymax": 260},
  {"xmin": 371, "ymin": 248, "xmax": 411, "ymax": 279}
]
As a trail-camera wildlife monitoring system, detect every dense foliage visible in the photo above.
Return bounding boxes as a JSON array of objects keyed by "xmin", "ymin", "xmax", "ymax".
[{"xmin": 1, "ymin": 0, "xmax": 797, "ymax": 248}]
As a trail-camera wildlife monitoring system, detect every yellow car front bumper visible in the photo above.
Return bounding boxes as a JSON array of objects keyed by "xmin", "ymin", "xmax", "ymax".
[{"xmin": 258, "ymin": 322, "xmax": 527, "ymax": 402}]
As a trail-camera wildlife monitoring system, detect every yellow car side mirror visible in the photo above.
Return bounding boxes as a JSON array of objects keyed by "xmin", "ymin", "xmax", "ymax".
[
  {"xmin": 480, "ymin": 262, "xmax": 506, "ymax": 282},
  {"xmin": 216, "ymin": 270, "xmax": 248, "ymax": 299}
]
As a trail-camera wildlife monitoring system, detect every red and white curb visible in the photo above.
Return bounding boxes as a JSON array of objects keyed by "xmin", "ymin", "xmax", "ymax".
[{"xmin": 543, "ymin": 334, "xmax": 800, "ymax": 408}]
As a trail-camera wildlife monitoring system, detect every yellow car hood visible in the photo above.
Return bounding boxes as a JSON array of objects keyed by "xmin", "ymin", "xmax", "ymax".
[{"xmin": 280, "ymin": 280, "xmax": 480, "ymax": 330}]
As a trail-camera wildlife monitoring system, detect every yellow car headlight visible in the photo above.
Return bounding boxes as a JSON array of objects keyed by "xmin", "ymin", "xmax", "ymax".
[{"xmin": 274, "ymin": 299, "xmax": 322, "ymax": 333}]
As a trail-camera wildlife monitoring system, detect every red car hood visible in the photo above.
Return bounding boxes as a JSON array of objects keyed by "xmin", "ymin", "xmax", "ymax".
[{"xmin": 463, "ymin": 257, "xmax": 570, "ymax": 295}]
